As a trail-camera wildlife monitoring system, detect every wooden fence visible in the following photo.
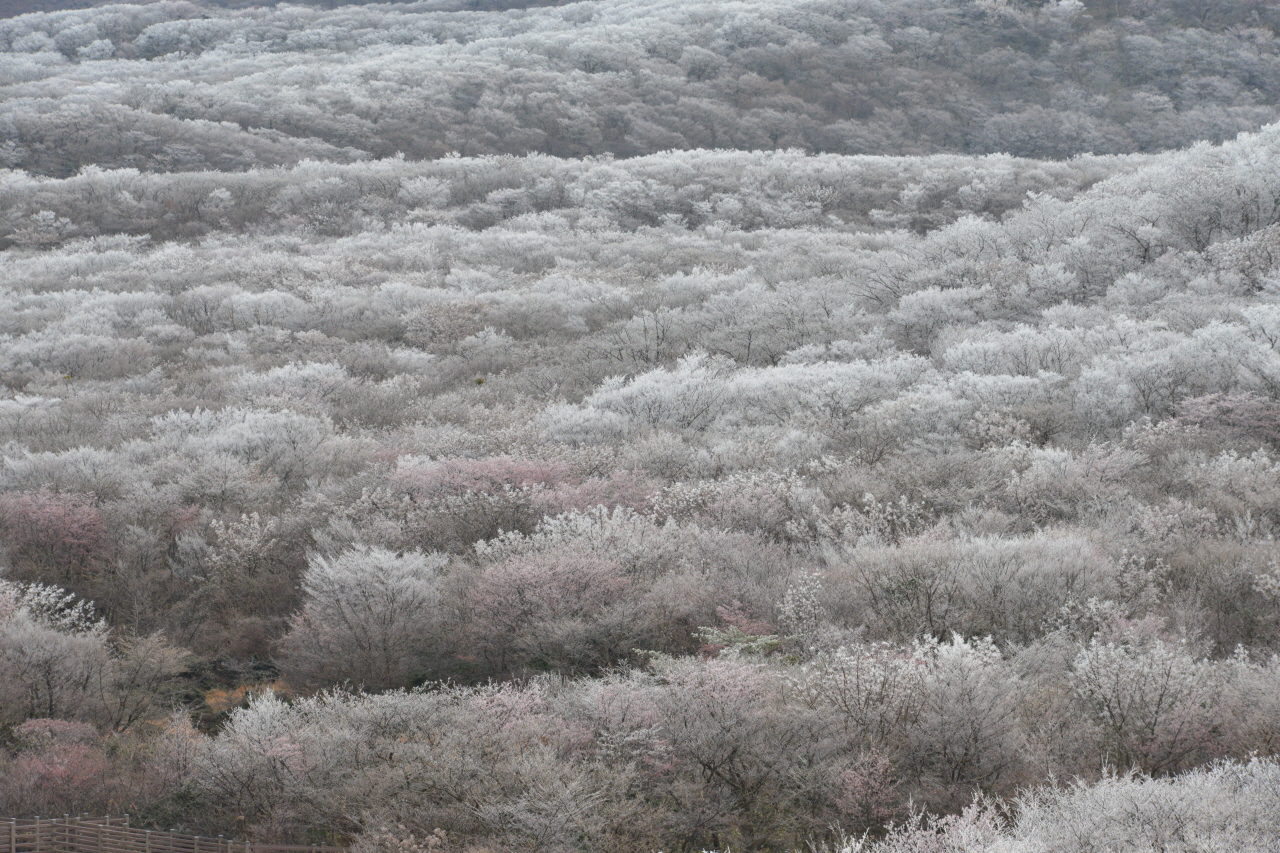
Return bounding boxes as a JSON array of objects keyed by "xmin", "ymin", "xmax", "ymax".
[{"xmin": 1, "ymin": 817, "xmax": 346, "ymax": 853}]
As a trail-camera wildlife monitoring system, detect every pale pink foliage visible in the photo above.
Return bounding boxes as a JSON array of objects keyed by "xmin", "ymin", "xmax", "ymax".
[
  {"xmin": 834, "ymin": 751, "xmax": 900, "ymax": 833},
  {"xmin": 1175, "ymin": 392, "xmax": 1280, "ymax": 445},
  {"xmin": 390, "ymin": 454, "xmax": 663, "ymax": 516},
  {"xmin": 0, "ymin": 719, "xmax": 111, "ymax": 816},
  {"xmin": 531, "ymin": 469, "xmax": 656, "ymax": 516},
  {"xmin": 376, "ymin": 457, "xmax": 656, "ymax": 552},
  {"xmin": 14, "ymin": 718, "xmax": 101, "ymax": 748},
  {"xmin": 0, "ymin": 489, "xmax": 108, "ymax": 581}
]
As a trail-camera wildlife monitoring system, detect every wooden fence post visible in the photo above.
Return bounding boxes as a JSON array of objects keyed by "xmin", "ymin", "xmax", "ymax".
[{"xmin": 0, "ymin": 818, "xmax": 346, "ymax": 853}]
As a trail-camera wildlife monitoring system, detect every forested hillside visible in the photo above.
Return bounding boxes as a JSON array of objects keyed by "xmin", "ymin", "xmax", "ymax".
[
  {"xmin": 3, "ymin": 0, "xmax": 1280, "ymax": 175},
  {"xmin": 3, "ymin": 0, "xmax": 1280, "ymax": 851}
]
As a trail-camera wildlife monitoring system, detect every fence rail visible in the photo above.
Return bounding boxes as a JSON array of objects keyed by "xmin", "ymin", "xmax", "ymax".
[{"xmin": 2, "ymin": 817, "xmax": 346, "ymax": 853}]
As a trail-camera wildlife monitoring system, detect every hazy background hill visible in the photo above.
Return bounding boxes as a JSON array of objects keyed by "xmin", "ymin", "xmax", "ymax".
[
  {"xmin": 3, "ymin": 0, "xmax": 1280, "ymax": 175},
  {"xmin": 0, "ymin": 0, "xmax": 573, "ymax": 20}
]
